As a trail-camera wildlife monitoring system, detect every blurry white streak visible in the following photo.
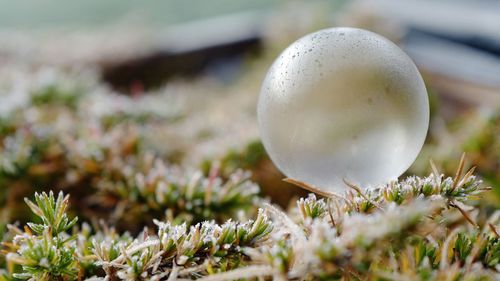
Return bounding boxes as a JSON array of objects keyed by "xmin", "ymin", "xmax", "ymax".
[
  {"xmin": 157, "ymin": 11, "xmax": 266, "ymax": 53},
  {"xmin": 348, "ymin": 0, "xmax": 500, "ymax": 43},
  {"xmin": 403, "ymin": 34, "xmax": 500, "ymax": 89}
]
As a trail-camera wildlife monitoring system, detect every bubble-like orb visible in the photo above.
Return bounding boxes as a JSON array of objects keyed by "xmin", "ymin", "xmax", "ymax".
[{"xmin": 257, "ymin": 27, "xmax": 429, "ymax": 192}]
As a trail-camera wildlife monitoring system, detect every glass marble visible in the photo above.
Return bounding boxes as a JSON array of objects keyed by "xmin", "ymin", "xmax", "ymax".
[{"xmin": 257, "ymin": 27, "xmax": 429, "ymax": 192}]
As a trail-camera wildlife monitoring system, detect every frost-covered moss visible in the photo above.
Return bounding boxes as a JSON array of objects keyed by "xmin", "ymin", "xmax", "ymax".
[{"xmin": 0, "ymin": 53, "xmax": 498, "ymax": 281}]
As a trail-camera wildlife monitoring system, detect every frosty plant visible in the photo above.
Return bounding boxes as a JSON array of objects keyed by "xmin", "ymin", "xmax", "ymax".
[
  {"xmin": 0, "ymin": 27, "xmax": 498, "ymax": 281},
  {"xmin": 2, "ymin": 192, "xmax": 274, "ymax": 280},
  {"xmin": 2, "ymin": 160, "xmax": 498, "ymax": 280},
  {"xmin": 4, "ymin": 192, "xmax": 79, "ymax": 281}
]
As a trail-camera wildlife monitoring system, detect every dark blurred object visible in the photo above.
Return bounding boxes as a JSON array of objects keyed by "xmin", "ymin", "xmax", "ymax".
[{"xmin": 102, "ymin": 13, "xmax": 264, "ymax": 93}]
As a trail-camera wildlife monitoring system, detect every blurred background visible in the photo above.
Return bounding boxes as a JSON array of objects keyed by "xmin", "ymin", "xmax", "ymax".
[{"xmin": 0, "ymin": 0, "xmax": 498, "ymax": 228}]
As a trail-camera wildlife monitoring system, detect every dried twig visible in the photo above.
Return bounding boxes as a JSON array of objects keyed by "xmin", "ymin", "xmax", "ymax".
[
  {"xmin": 488, "ymin": 223, "xmax": 499, "ymax": 238},
  {"xmin": 450, "ymin": 152, "xmax": 466, "ymax": 193},
  {"xmin": 449, "ymin": 201, "xmax": 477, "ymax": 228},
  {"xmin": 283, "ymin": 178, "xmax": 346, "ymax": 201}
]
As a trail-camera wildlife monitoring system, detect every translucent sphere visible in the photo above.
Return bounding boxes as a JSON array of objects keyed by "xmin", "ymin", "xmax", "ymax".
[{"xmin": 258, "ymin": 27, "xmax": 429, "ymax": 192}]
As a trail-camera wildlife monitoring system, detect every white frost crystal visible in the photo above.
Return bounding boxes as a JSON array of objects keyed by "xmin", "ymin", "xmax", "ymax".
[{"xmin": 258, "ymin": 27, "xmax": 429, "ymax": 192}]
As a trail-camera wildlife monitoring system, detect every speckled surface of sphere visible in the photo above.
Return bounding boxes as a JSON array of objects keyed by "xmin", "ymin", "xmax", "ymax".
[{"xmin": 257, "ymin": 27, "xmax": 429, "ymax": 192}]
